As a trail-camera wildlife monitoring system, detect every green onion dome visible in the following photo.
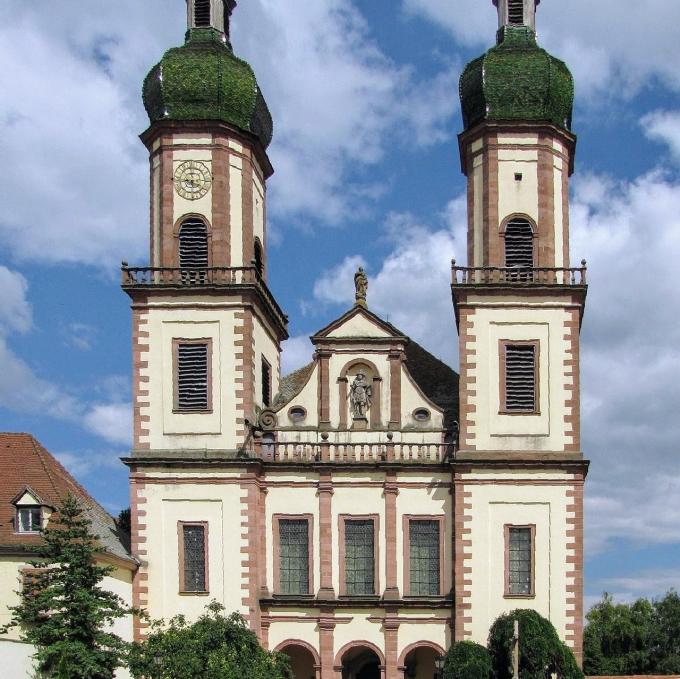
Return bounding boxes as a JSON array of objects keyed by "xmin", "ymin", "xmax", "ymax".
[
  {"xmin": 143, "ymin": 27, "xmax": 273, "ymax": 149},
  {"xmin": 459, "ymin": 26, "xmax": 574, "ymax": 132}
]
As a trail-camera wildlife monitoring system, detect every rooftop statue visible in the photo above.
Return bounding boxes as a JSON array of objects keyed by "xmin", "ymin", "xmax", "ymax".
[{"xmin": 355, "ymin": 267, "xmax": 368, "ymax": 308}]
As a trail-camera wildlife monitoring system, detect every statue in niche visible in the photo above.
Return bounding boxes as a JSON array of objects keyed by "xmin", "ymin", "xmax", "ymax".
[
  {"xmin": 354, "ymin": 267, "xmax": 368, "ymax": 307},
  {"xmin": 350, "ymin": 372, "xmax": 372, "ymax": 419}
]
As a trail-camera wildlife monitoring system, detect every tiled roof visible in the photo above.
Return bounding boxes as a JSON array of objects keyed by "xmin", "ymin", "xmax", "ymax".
[
  {"xmin": 273, "ymin": 362, "xmax": 315, "ymax": 410},
  {"xmin": 404, "ymin": 340, "xmax": 460, "ymax": 430},
  {"xmin": 0, "ymin": 433, "xmax": 135, "ymax": 566}
]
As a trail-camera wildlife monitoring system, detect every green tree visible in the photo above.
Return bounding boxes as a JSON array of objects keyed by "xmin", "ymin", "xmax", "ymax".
[
  {"xmin": 1, "ymin": 494, "xmax": 134, "ymax": 679},
  {"xmin": 443, "ymin": 640, "xmax": 493, "ymax": 679},
  {"xmin": 128, "ymin": 601, "xmax": 291, "ymax": 679},
  {"xmin": 584, "ymin": 590, "xmax": 680, "ymax": 675},
  {"xmin": 488, "ymin": 609, "xmax": 583, "ymax": 679}
]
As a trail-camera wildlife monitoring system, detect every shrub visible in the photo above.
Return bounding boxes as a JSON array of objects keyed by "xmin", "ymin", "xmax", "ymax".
[
  {"xmin": 488, "ymin": 609, "xmax": 583, "ymax": 679},
  {"xmin": 443, "ymin": 641, "xmax": 494, "ymax": 679}
]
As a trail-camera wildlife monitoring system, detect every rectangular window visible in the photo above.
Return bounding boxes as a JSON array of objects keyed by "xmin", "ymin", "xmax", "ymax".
[
  {"xmin": 17, "ymin": 507, "xmax": 42, "ymax": 533},
  {"xmin": 343, "ymin": 518, "xmax": 376, "ymax": 596},
  {"xmin": 262, "ymin": 357, "xmax": 272, "ymax": 407},
  {"xmin": 409, "ymin": 520, "xmax": 441, "ymax": 596},
  {"xmin": 174, "ymin": 339, "xmax": 212, "ymax": 412},
  {"xmin": 179, "ymin": 522, "xmax": 208, "ymax": 593},
  {"xmin": 278, "ymin": 518, "xmax": 311, "ymax": 595},
  {"xmin": 506, "ymin": 525, "xmax": 534, "ymax": 597},
  {"xmin": 501, "ymin": 342, "xmax": 538, "ymax": 413}
]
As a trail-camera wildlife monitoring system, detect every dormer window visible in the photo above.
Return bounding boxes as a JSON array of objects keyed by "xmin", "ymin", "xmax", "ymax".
[{"xmin": 17, "ymin": 506, "xmax": 42, "ymax": 533}]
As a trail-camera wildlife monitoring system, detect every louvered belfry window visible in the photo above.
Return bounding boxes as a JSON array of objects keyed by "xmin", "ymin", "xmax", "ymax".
[
  {"xmin": 344, "ymin": 520, "xmax": 375, "ymax": 595},
  {"xmin": 194, "ymin": 0, "xmax": 211, "ymax": 27},
  {"xmin": 507, "ymin": 526, "xmax": 533, "ymax": 595},
  {"xmin": 504, "ymin": 219, "xmax": 534, "ymax": 270},
  {"xmin": 508, "ymin": 0, "xmax": 525, "ymax": 25},
  {"xmin": 262, "ymin": 358, "xmax": 271, "ymax": 407},
  {"xmin": 175, "ymin": 341, "xmax": 211, "ymax": 412},
  {"xmin": 503, "ymin": 343, "xmax": 537, "ymax": 412},
  {"xmin": 181, "ymin": 523, "xmax": 207, "ymax": 592},
  {"xmin": 409, "ymin": 520, "xmax": 440, "ymax": 596},
  {"xmin": 279, "ymin": 519, "xmax": 310, "ymax": 595},
  {"xmin": 179, "ymin": 219, "xmax": 209, "ymax": 269}
]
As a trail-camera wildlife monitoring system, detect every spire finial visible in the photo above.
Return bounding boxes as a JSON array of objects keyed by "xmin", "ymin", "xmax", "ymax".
[
  {"xmin": 354, "ymin": 267, "xmax": 368, "ymax": 308},
  {"xmin": 493, "ymin": 0, "xmax": 540, "ymax": 32}
]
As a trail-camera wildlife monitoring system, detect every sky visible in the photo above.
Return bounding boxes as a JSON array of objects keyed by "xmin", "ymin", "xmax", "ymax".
[{"xmin": 2, "ymin": 0, "xmax": 680, "ymax": 612}]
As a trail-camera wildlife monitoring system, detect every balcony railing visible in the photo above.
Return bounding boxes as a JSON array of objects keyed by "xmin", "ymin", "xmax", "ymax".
[
  {"xmin": 451, "ymin": 260, "xmax": 587, "ymax": 286},
  {"xmin": 121, "ymin": 264, "xmax": 288, "ymax": 325},
  {"xmin": 258, "ymin": 440, "xmax": 454, "ymax": 464}
]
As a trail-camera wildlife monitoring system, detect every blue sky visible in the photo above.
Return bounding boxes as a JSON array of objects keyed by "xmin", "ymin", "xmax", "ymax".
[{"xmin": 3, "ymin": 0, "xmax": 680, "ymax": 610}]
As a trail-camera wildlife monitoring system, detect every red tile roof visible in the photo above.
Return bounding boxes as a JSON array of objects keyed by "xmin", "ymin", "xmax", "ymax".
[{"xmin": 0, "ymin": 433, "xmax": 134, "ymax": 565}]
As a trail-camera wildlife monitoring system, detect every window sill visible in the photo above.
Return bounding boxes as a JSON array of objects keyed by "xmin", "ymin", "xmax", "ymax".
[
  {"xmin": 179, "ymin": 591, "xmax": 210, "ymax": 596},
  {"xmin": 504, "ymin": 593, "xmax": 536, "ymax": 599},
  {"xmin": 172, "ymin": 409, "xmax": 214, "ymax": 415},
  {"xmin": 499, "ymin": 410, "xmax": 541, "ymax": 416}
]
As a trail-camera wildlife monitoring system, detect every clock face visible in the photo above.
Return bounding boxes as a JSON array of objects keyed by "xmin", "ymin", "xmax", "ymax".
[{"xmin": 174, "ymin": 161, "xmax": 212, "ymax": 201}]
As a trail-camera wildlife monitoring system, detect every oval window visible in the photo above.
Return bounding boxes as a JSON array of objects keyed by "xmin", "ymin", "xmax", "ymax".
[
  {"xmin": 288, "ymin": 406, "xmax": 307, "ymax": 423},
  {"xmin": 413, "ymin": 408, "xmax": 431, "ymax": 422}
]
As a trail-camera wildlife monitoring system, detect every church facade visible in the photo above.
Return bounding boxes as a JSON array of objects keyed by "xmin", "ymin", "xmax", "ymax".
[{"xmin": 123, "ymin": 1, "xmax": 588, "ymax": 678}]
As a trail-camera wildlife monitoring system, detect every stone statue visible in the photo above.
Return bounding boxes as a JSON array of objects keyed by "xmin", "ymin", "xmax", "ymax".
[
  {"xmin": 354, "ymin": 267, "xmax": 368, "ymax": 307},
  {"xmin": 350, "ymin": 372, "xmax": 372, "ymax": 418}
]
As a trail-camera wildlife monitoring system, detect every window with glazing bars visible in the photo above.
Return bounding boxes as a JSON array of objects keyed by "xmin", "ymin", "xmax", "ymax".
[
  {"xmin": 182, "ymin": 524, "xmax": 207, "ymax": 592},
  {"xmin": 194, "ymin": 0, "xmax": 211, "ymax": 27},
  {"xmin": 175, "ymin": 342, "xmax": 210, "ymax": 411},
  {"xmin": 504, "ymin": 219, "xmax": 534, "ymax": 269},
  {"xmin": 17, "ymin": 507, "xmax": 42, "ymax": 533},
  {"xmin": 504, "ymin": 343, "xmax": 537, "ymax": 412},
  {"xmin": 508, "ymin": 0, "xmax": 524, "ymax": 25},
  {"xmin": 279, "ymin": 519, "xmax": 309, "ymax": 595},
  {"xmin": 179, "ymin": 219, "xmax": 209, "ymax": 269},
  {"xmin": 262, "ymin": 358, "xmax": 271, "ymax": 407},
  {"xmin": 508, "ymin": 526, "xmax": 533, "ymax": 595},
  {"xmin": 409, "ymin": 520, "xmax": 440, "ymax": 596},
  {"xmin": 344, "ymin": 520, "xmax": 375, "ymax": 595}
]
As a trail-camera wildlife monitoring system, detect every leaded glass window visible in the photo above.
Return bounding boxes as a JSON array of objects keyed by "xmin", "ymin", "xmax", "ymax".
[
  {"xmin": 508, "ymin": 526, "xmax": 532, "ymax": 596},
  {"xmin": 344, "ymin": 520, "xmax": 375, "ymax": 595},
  {"xmin": 182, "ymin": 524, "xmax": 207, "ymax": 592},
  {"xmin": 279, "ymin": 519, "xmax": 309, "ymax": 595},
  {"xmin": 409, "ymin": 520, "xmax": 440, "ymax": 596}
]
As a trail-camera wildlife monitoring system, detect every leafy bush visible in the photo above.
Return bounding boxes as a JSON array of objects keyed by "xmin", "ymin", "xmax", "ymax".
[
  {"xmin": 443, "ymin": 641, "xmax": 494, "ymax": 679},
  {"xmin": 488, "ymin": 609, "xmax": 583, "ymax": 679},
  {"xmin": 128, "ymin": 602, "xmax": 291, "ymax": 679}
]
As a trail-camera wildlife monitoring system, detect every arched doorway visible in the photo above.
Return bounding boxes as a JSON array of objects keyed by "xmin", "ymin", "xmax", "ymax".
[
  {"xmin": 338, "ymin": 644, "xmax": 383, "ymax": 679},
  {"xmin": 399, "ymin": 643, "xmax": 445, "ymax": 679},
  {"xmin": 275, "ymin": 641, "xmax": 320, "ymax": 679}
]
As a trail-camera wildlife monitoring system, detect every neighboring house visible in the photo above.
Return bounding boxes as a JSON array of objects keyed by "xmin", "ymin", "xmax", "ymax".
[{"xmin": 0, "ymin": 433, "xmax": 137, "ymax": 679}]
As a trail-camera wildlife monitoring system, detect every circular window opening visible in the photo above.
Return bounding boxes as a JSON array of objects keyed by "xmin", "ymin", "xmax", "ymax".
[
  {"xmin": 413, "ymin": 408, "xmax": 431, "ymax": 422},
  {"xmin": 288, "ymin": 406, "xmax": 307, "ymax": 423}
]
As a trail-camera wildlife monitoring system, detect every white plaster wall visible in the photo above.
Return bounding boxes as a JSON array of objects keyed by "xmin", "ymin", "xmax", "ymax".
[
  {"xmin": 141, "ymin": 478, "xmax": 248, "ymax": 622},
  {"xmin": 333, "ymin": 611, "xmax": 384, "ymax": 659},
  {"xmin": 279, "ymin": 364, "xmax": 318, "ymax": 426},
  {"xmin": 253, "ymin": 315, "xmax": 281, "ymax": 411},
  {"xmin": 400, "ymin": 367, "xmax": 445, "ymax": 429},
  {"xmin": 464, "ymin": 478, "xmax": 570, "ymax": 645},
  {"xmin": 467, "ymin": 303, "xmax": 572, "ymax": 451},
  {"xmin": 472, "ymin": 150, "xmax": 483, "ymax": 268},
  {"xmin": 497, "ymin": 143, "xmax": 539, "ymax": 227},
  {"xmin": 326, "ymin": 315, "xmax": 392, "ymax": 338},
  {"xmin": 229, "ymin": 153, "xmax": 244, "ymax": 267},
  {"xmin": 143, "ymin": 305, "xmax": 241, "ymax": 450},
  {"xmin": 268, "ymin": 617, "xmax": 320, "ymax": 655}
]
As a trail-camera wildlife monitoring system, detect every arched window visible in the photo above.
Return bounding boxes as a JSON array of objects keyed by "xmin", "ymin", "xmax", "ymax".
[
  {"xmin": 179, "ymin": 218, "xmax": 209, "ymax": 269},
  {"xmin": 508, "ymin": 0, "xmax": 524, "ymax": 25},
  {"xmin": 194, "ymin": 0, "xmax": 211, "ymax": 27},
  {"xmin": 254, "ymin": 239, "xmax": 264, "ymax": 276},
  {"xmin": 504, "ymin": 219, "xmax": 534, "ymax": 270}
]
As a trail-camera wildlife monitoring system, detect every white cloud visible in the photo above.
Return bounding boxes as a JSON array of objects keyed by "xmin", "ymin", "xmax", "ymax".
[
  {"xmin": 402, "ymin": 0, "xmax": 680, "ymax": 100},
  {"xmin": 55, "ymin": 449, "xmax": 125, "ymax": 479},
  {"xmin": 642, "ymin": 110, "xmax": 680, "ymax": 163},
  {"xmin": 83, "ymin": 403, "xmax": 132, "ymax": 447},
  {"xmin": 0, "ymin": 267, "xmax": 32, "ymax": 335},
  {"xmin": 281, "ymin": 335, "xmax": 315, "ymax": 375},
  {"xmin": 596, "ymin": 569, "xmax": 680, "ymax": 602}
]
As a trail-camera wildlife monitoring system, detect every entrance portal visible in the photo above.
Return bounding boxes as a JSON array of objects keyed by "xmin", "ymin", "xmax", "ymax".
[
  {"xmin": 402, "ymin": 645, "xmax": 442, "ymax": 679},
  {"xmin": 341, "ymin": 646, "xmax": 382, "ymax": 679},
  {"xmin": 277, "ymin": 642, "xmax": 319, "ymax": 679}
]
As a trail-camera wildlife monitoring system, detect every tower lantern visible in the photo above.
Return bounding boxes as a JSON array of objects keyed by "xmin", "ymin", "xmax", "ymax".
[
  {"xmin": 187, "ymin": 0, "xmax": 237, "ymax": 37},
  {"xmin": 493, "ymin": 0, "xmax": 540, "ymax": 31}
]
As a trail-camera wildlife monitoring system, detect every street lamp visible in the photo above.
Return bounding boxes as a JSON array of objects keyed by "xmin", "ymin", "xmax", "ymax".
[{"xmin": 435, "ymin": 656, "xmax": 445, "ymax": 679}]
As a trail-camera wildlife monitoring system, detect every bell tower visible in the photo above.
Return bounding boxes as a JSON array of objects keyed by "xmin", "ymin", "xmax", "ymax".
[
  {"xmin": 452, "ymin": 0, "xmax": 587, "ymax": 663},
  {"xmin": 123, "ymin": 0, "xmax": 287, "ymax": 455}
]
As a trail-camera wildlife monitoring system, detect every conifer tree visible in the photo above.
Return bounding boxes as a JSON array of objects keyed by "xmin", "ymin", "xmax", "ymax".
[{"xmin": 1, "ymin": 494, "xmax": 134, "ymax": 679}]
